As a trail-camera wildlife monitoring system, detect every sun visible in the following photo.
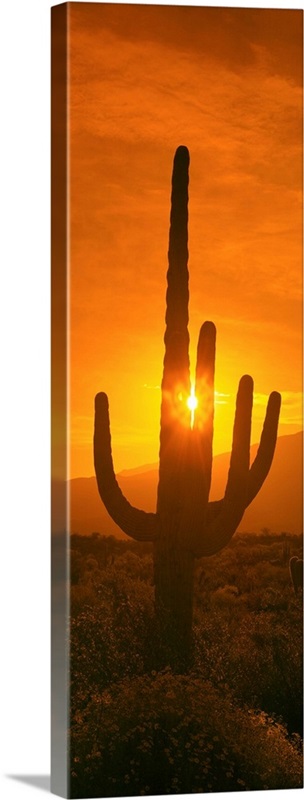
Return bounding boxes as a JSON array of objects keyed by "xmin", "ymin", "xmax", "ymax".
[
  {"xmin": 187, "ymin": 385, "xmax": 198, "ymax": 428},
  {"xmin": 187, "ymin": 390, "xmax": 198, "ymax": 412}
]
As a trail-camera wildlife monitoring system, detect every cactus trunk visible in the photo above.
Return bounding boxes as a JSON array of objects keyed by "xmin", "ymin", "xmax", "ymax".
[
  {"xmin": 154, "ymin": 536, "xmax": 194, "ymax": 670},
  {"xmin": 155, "ymin": 147, "xmax": 198, "ymax": 667}
]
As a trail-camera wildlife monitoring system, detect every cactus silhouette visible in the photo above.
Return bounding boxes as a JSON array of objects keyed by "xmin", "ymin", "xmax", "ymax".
[
  {"xmin": 94, "ymin": 146, "xmax": 281, "ymax": 666},
  {"xmin": 289, "ymin": 556, "xmax": 303, "ymax": 595}
]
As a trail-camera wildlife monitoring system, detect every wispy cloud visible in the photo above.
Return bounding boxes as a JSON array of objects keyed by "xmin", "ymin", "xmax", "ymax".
[
  {"xmin": 68, "ymin": 5, "xmax": 302, "ymax": 476},
  {"xmin": 254, "ymin": 391, "xmax": 302, "ymax": 427},
  {"xmin": 215, "ymin": 391, "xmax": 230, "ymax": 406}
]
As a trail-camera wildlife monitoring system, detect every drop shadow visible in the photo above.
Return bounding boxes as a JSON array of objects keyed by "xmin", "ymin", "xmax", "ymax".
[{"xmin": 7, "ymin": 775, "xmax": 50, "ymax": 792}]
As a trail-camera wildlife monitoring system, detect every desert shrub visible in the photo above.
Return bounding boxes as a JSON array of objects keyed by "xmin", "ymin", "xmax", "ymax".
[
  {"xmin": 194, "ymin": 607, "xmax": 303, "ymax": 736},
  {"xmin": 114, "ymin": 551, "xmax": 153, "ymax": 582},
  {"xmin": 70, "ymin": 548, "xmax": 82, "ymax": 585},
  {"xmin": 195, "ymin": 549, "xmax": 241, "ymax": 594},
  {"xmin": 70, "ymin": 531, "xmax": 302, "ymax": 790},
  {"xmin": 243, "ymin": 584, "xmax": 290, "ymax": 613},
  {"xmin": 253, "ymin": 560, "xmax": 288, "ymax": 588},
  {"xmin": 70, "ymin": 583, "xmax": 97, "ymax": 615},
  {"xmin": 230, "ymin": 611, "xmax": 303, "ymax": 736},
  {"xmin": 195, "ymin": 535, "xmax": 294, "ymax": 605},
  {"xmin": 70, "ymin": 570, "xmax": 158, "ymax": 708},
  {"xmin": 70, "ymin": 673, "xmax": 302, "ymax": 798},
  {"xmin": 210, "ymin": 584, "xmax": 239, "ymax": 608}
]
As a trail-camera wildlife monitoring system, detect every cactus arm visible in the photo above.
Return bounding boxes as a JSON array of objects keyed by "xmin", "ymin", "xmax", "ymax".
[
  {"xmin": 94, "ymin": 392, "xmax": 158, "ymax": 541},
  {"xmin": 193, "ymin": 374, "xmax": 252, "ymax": 556},
  {"xmin": 194, "ymin": 378, "xmax": 281, "ymax": 558},
  {"xmin": 194, "ymin": 320, "xmax": 216, "ymax": 500},
  {"xmin": 206, "ymin": 499, "xmax": 223, "ymax": 523},
  {"xmin": 205, "ymin": 390, "xmax": 281, "ymax": 533},
  {"xmin": 289, "ymin": 557, "xmax": 298, "ymax": 594},
  {"xmin": 289, "ymin": 557, "xmax": 303, "ymax": 595},
  {"xmin": 246, "ymin": 390, "xmax": 281, "ymax": 503},
  {"xmin": 225, "ymin": 375, "xmax": 253, "ymax": 501}
]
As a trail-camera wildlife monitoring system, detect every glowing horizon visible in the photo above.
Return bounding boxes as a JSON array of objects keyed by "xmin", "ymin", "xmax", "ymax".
[{"xmin": 67, "ymin": 4, "xmax": 302, "ymax": 478}]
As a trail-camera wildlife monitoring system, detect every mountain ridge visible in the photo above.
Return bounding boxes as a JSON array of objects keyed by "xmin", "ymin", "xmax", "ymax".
[
  {"xmin": 114, "ymin": 431, "xmax": 302, "ymax": 481},
  {"xmin": 52, "ymin": 431, "xmax": 302, "ymax": 537}
]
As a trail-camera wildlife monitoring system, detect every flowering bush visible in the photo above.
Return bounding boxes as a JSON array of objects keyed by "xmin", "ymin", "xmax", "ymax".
[
  {"xmin": 70, "ymin": 673, "xmax": 302, "ymax": 797},
  {"xmin": 194, "ymin": 606, "xmax": 303, "ymax": 736},
  {"xmin": 69, "ymin": 532, "xmax": 303, "ymax": 797}
]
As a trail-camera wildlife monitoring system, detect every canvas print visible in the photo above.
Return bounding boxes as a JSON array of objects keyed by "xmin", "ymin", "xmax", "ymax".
[{"xmin": 51, "ymin": 3, "xmax": 303, "ymax": 797}]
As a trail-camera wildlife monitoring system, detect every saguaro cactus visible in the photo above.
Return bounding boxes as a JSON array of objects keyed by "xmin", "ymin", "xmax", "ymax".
[
  {"xmin": 94, "ymin": 146, "xmax": 281, "ymax": 665},
  {"xmin": 289, "ymin": 556, "xmax": 303, "ymax": 595}
]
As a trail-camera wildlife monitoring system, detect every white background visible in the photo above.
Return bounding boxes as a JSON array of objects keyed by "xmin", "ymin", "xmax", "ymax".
[{"xmin": 0, "ymin": 0, "xmax": 302, "ymax": 798}]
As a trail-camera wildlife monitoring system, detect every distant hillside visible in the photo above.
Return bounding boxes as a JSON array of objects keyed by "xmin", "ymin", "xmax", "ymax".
[
  {"xmin": 56, "ymin": 431, "xmax": 302, "ymax": 538},
  {"xmin": 210, "ymin": 431, "xmax": 302, "ymax": 535}
]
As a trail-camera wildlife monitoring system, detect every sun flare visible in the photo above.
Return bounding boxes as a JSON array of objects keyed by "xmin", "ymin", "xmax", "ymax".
[{"xmin": 187, "ymin": 386, "xmax": 198, "ymax": 428}]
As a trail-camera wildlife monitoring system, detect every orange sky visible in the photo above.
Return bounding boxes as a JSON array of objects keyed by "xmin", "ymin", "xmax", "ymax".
[{"xmin": 67, "ymin": 3, "xmax": 302, "ymax": 478}]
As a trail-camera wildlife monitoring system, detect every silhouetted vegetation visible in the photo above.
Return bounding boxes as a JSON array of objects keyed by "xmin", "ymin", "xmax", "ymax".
[
  {"xmin": 289, "ymin": 555, "xmax": 303, "ymax": 595},
  {"xmin": 69, "ymin": 529, "xmax": 303, "ymax": 796},
  {"xmin": 75, "ymin": 147, "xmax": 300, "ymax": 795},
  {"xmin": 93, "ymin": 147, "xmax": 281, "ymax": 668}
]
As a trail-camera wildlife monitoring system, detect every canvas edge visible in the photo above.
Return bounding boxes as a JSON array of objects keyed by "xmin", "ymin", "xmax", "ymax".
[{"xmin": 51, "ymin": 3, "xmax": 70, "ymax": 797}]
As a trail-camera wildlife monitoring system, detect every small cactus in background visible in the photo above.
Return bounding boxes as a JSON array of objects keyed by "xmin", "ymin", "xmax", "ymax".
[
  {"xmin": 94, "ymin": 146, "xmax": 281, "ymax": 666},
  {"xmin": 289, "ymin": 556, "xmax": 303, "ymax": 595}
]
